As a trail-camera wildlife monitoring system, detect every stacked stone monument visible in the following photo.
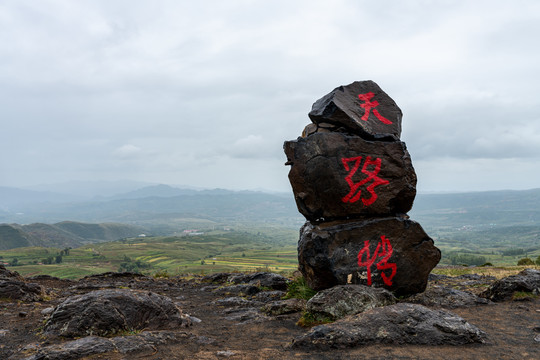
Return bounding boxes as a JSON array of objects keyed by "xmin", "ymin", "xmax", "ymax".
[{"xmin": 284, "ymin": 81, "xmax": 440, "ymax": 297}]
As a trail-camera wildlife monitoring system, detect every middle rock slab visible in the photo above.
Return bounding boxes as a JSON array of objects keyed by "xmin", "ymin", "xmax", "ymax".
[{"xmin": 284, "ymin": 132, "xmax": 416, "ymax": 222}]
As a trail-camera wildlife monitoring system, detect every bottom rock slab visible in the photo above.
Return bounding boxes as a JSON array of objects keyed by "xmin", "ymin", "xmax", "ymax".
[{"xmin": 298, "ymin": 217, "xmax": 440, "ymax": 296}]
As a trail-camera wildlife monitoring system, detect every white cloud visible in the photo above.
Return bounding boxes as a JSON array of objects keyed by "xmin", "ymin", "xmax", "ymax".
[{"xmin": 113, "ymin": 144, "xmax": 142, "ymax": 159}]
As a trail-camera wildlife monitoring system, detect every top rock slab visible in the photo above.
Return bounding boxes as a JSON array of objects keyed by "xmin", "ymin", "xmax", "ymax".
[{"xmin": 308, "ymin": 80, "xmax": 402, "ymax": 141}]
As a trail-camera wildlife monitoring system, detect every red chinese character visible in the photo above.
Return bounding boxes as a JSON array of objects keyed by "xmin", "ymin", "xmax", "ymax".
[
  {"xmin": 357, "ymin": 235, "xmax": 397, "ymax": 286},
  {"xmin": 358, "ymin": 92, "xmax": 392, "ymax": 124},
  {"xmin": 341, "ymin": 156, "xmax": 389, "ymax": 206}
]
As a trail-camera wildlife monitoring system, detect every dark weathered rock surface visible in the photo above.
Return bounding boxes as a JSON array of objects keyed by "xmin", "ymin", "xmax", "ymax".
[
  {"xmin": 0, "ymin": 264, "xmax": 24, "ymax": 281},
  {"xmin": 291, "ymin": 303, "xmax": 486, "ymax": 349},
  {"xmin": 22, "ymin": 331, "xmax": 186, "ymax": 360},
  {"xmin": 261, "ymin": 298, "xmax": 307, "ymax": 316},
  {"xmin": 3, "ymin": 271, "xmax": 539, "ymax": 359},
  {"xmin": 0, "ymin": 266, "xmax": 44, "ymax": 301},
  {"xmin": 43, "ymin": 289, "xmax": 191, "ymax": 337},
  {"xmin": 481, "ymin": 268, "xmax": 540, "ymax": 301},
  {"xmin": 407, "ymin": 285, "xmax": 490, "ymax": 308},
  {"xmin": 298, "ymin": 217, "xmax": 440, "ymax": 296},
  {"xmin": 227, "ymin": 272, "xmax": 289, "ymax": 291},
  {"xmin": 306, "ymin": 285, "xmax": 396, "ymax": 320},
  {"xmin": 0, "ymin": 280, "xmax": 44, "ymax": 302},
  {"xmin": 308, "ymin": 80, "xmax": 402, "ymax": 141},
  {"xmin": 213, "ymin": 284, "xmax": 260, "ymax": 296},
  {"xmin": 284, "ymin": 132, "xmax": 416, "ymax": 221}
]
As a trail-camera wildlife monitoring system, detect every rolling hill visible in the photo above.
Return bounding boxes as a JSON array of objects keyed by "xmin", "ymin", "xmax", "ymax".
[{"xmin": 0, "ymin": 222, "xmax": 148, "ymax": 250}]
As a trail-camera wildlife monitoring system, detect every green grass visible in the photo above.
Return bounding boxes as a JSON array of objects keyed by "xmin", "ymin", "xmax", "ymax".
[{"xmin": 0, "ymin": 230, "xmax": 298, "ymax": 279}]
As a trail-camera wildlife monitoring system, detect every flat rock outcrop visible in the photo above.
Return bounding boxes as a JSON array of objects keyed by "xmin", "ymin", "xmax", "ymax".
[
  {"xmin": 43, "ymin": 289, "xmax": 191, "ymax": 337},
  {"xmin": 0, "ymin": 265, "xmax": 44, "ymax": 302},
  {"xmin": 202, "ymin": 271, "xmax": 289, "ymax": 291},
  {"xmin": 305, "ymin": 284, "xmax": 395, "ymax": 321},
  {"xmin": 407, "ymin": 285, "xmax": 490, "ymax": 308},
  {"xmin": 481, "ymin": 268, "xmax": 540, "ymax": 301},
  {"xmin": 291, "ymin": 303, "xmax": 486, "ymax": 349}
]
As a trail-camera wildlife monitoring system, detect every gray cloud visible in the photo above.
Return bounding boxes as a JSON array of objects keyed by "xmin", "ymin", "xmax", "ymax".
[{"xmin": 1, "ymin": 0, "xmax": 539, "ymax": 192}]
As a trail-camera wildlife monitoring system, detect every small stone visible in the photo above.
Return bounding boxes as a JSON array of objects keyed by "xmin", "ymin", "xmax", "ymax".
[
  {"xmin": 41, "ymin": 307, "xmax": 55, "ymax": 315},
  {"xmin": 18, "ymin": 311, "xmax": 28, "ymax": 317},
  {"xmin": 217, "ymin": 350, "xmax": 237, "ymax": 357}
]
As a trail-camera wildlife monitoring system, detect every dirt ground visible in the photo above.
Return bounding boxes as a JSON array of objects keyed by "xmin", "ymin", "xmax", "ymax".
[{"xmin": 1, "ymin": 274, "xmax": 539, "ymax": 360}]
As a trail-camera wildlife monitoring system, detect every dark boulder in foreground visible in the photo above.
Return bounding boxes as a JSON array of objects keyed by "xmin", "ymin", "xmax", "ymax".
[
  {"xmin": 43, "ymin": 289, "xmax": 191, "ymax": 337},
  {"xmin": 305, "ymin": 285, "xmax": 396, "ymax": 321},
  {"xmin": 298, "ymin": 217, "xmax": 440, "ymax": 296},
  {"xmin": 291, "ymin": 303, "xmax": 486, "ymax": 349},
  {"xmin": 481, "ymin": 269, "xmax": 540, "ymax": 301}
]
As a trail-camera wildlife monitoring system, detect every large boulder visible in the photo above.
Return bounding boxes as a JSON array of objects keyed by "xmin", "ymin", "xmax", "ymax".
[
  {"xmin": 291, "ymin": 303, "xmax": 486, "ymax": 348},
  {"xmin": 43, "ymin": 289, "xmax": 191, "ymax": 337},
  {"xmin": 284, "ymin": 132, "xmax": 416, "ymax": 221},
  {"xmin": 308, "ymin": 80, "xmax": 402, "ymax": 141},
  {"xmin": 481, "ymin": 268, "xmax": 540, "ymax": 301},
  {"xmin": 305, "ymin": 285, "xmax": 396, "ymax": 321},
  {"xmin": 298, "ymin": 217, "xmax": 440, "ymax": 296}
]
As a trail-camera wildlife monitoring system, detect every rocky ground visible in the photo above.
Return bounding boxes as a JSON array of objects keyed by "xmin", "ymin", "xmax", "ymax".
[{"xmin": 1, "ymin": 266, "xmax": 539, "ymax": 360}]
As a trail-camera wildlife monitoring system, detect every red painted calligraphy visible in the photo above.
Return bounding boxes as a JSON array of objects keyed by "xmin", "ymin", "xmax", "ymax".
[
  {"xmin": 357, "ymin": 235, "xmax": 397, "ymax": 286},
  {"xmin": 341, "ymin": 156, "xmax": 389, "ymax": 206},
  {"xmin": 358, "ymin": 92, "xmax": 392, "ymax": 124}
]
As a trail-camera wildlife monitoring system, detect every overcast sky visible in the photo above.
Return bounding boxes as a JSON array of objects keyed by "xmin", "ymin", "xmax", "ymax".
[{"xmin": 1, "ymin": 0, "xmax": 540, "ymax": 193}]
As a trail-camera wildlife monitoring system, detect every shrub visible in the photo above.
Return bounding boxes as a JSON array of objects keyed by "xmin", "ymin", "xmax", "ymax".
[
  {"xmin": 517, "ymin": 258, "xmax": 535, "ymax": 266},
  {"xmin": 153, "ymin": 269, "xmax": 170, "ymax": 278},
  {"xmin": 283, "ymin": 276, "xmax": 316, "ymax": 301},
  {"xmin": 296, "ymin": 311, "xmax": 333, "ymax": 327},
  {"xmin": 536, "ymin": 255, "xmax": 540, "ymax": 266}
]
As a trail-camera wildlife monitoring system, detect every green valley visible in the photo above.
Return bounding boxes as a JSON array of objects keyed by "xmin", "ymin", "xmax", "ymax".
[{"xmin": 0, "ymin": 228, "xmax": 299, "ymax": 279}]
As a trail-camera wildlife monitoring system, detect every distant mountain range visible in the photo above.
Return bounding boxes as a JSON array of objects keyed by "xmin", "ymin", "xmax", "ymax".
[
  {"xmin": 0, "ymin": 184, "xmax": 299, "ymax": 225},
  {"xmin": 1, "ymin": 182, "xmax": 540, "ymax": 250}
]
